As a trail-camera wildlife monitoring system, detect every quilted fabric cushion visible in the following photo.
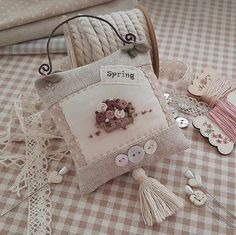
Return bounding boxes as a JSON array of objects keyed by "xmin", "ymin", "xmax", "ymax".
[{"xmin": 35, "ymin": 49, "xmax": 189, "ymax": 194}]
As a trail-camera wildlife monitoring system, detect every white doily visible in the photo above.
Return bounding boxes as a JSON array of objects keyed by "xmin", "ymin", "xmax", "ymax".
[{"xmin": 0, "ymin": 94, "xmax": 69, "ymax": 235}]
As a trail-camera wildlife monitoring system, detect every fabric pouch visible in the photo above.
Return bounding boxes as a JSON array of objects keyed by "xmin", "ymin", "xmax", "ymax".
[{"xmin": 35, "ymin": 48, "xmax": 189, "ymax": 225}]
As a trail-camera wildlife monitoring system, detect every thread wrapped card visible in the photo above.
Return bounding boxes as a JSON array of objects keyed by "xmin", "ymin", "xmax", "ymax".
[
  {"xmin": 35, "ymin": 46, "xmax": 189, "ymax": 225},
  {"xmin": 189, "ymin": 67, "xmax": 236, "ymax": 155}
]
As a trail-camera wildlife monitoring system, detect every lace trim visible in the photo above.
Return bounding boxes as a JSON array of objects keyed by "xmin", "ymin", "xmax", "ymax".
[
  {"xmin": 169, "ymin": 94, "xmax": 210, "ymax": 116},
  {"xmin": 0, "ymin": 94, "xmax": 68, "ymax": 235},
  {"xmin": 25, "ymin": 134, "xmax": 51, "ymax": 235}
]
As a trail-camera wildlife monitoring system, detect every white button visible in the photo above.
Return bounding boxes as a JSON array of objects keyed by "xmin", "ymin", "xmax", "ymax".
[
  {"xmin": 115, "ymin": 154, "xmax": 128, "ymax": 167},
  {"xmin": 176, "ymin": 117, "xmax": 189, "ymax": 128},
  {"xmin": 144, "ymin": 139, "xmax": 157, "ymax": 154},
  {"xmin": 164, "ymin": 93, "xmax": 172, "ymax": 104},
  {"xmin": 128, "ymin": 146, "xmax": 145, "ymax": 163},
  {"xmin": 170, "ymin": 108, "xmax": 179, "ymax": 119}
]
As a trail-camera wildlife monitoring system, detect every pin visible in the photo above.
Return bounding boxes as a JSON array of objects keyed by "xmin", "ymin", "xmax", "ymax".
[
  {"xmin": 185, "ymin": 170, "xmax": 236, "ymax": 219},
  {"xmin": 189, "ymin": 190, "xmax": 207, "ymax": 206},
  {"xmin": 185, "ymin": 185, "xmax": 194, "ymax": 195},
  {"xmin": 185, "ymin": 185, "xmax": 207, "ymax": 206},
  {"xmin": 185, "ymin": 184, "xmax": 236, "ymax": 229},
  {"xmin": 1, "ymin": 166, "xmax": 69, "ymax": 218}
]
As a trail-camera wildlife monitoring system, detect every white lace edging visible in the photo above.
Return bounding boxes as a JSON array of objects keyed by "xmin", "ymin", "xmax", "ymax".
[{"xmin": 0, "ymin": 94, "xmax": 68, "ymax": 235}]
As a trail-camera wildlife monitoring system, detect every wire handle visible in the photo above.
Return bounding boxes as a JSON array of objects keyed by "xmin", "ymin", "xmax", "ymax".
[{"xmin": 38, "ymin": 14, "xmax": 137, "ymax": 76}]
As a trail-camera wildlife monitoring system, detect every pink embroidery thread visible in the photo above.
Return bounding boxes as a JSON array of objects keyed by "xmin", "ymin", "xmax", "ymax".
[{"xmin": 208, "ymin": 100, "xmax": 236, "ymax": 143}]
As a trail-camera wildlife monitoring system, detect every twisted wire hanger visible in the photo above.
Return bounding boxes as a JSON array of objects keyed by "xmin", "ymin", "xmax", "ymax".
[{"xmin": 38, "ymin": 14, "xmax": 137, "ymax": 76}]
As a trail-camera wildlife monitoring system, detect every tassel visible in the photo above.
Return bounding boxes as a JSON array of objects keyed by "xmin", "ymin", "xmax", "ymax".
[{"xmin": 132, "ymin": 168, "xmax": 184, "ymax": 226}]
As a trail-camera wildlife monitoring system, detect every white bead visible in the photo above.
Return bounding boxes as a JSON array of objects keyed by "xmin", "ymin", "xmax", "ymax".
[
  {"xmin": 185, "ymin": 185, "xmax": 194, "ymax": 195},
  {"xmin": 188, "ymin": 174, "xmax": 202, "ymax": 187},
  {"xmin": 48, "ymin": 171, "xmax": 63, "ymax": 184},
  {"xmin": 190, "ymin": 190, "xmax": 207, "ymax": 206},
  {"xmin": 184, "ymin": 169, "xmax": 195, "ymax": 179},
  {"xmin": 58, "ymin": 166, "xmax": 69, "ymax": 175}
]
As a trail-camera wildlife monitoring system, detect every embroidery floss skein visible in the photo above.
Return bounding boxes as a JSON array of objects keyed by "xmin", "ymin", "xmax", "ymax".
[
  {"xmin": 198, "ymin": 77, "xmax": 236, "ymax": 143},
  {"xmin": 201, "ymin": 78, "xmax": 236, "ymax": 108},
  {"xmin": 208, "ymin": 100, "xmax": 236, "ymax": 144}
]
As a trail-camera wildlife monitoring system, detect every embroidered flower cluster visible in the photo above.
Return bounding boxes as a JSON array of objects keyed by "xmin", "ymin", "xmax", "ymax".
[
  {"xmin": 95, "ymin": 98, "xmax": 135, "ymax": 132},
  {"xmin": 203, "ymin": 121, "xmax": 231, "ymax": 144}
]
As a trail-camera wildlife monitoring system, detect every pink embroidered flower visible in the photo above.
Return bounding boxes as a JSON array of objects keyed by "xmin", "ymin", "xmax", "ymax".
[
  {"xmin": 96, "ymin": 112, "xmax": 106, "ymax": 124},
  {"xmin": 115, "ymin": 119, "xmax": 122, "ymax": 127},
  {"xmin": 118, "ymin": 99, "xmax": 128, "ymax": 109},
  {"xmin": 106, "ymin": 110, "xmax": 115, "ymax": 119},
  {"xmin": 95, "ymin": 98, "xmax": 136, "ymax": 133},
  {"xmin": 107, "ymin": 100, "xmax": 117, "ymax": 110}
]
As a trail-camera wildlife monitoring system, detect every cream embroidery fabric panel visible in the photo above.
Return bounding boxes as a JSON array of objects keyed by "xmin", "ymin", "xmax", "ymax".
[{"xmin": 59, "ymin": 71, "xmax": 168, "ymax": 163}]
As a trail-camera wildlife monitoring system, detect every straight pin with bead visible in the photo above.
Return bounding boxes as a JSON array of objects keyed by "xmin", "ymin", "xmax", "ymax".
[{"xmin": 185, "ymin": 169, "xmax": 236, "ymax": 219}]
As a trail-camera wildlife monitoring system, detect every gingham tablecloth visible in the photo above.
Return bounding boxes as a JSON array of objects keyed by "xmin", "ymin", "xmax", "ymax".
[{"xmin": 0, "ymin": 0, "xmax": 235, "ymax": 234}]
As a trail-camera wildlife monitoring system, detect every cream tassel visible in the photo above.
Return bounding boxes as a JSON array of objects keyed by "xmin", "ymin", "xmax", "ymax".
[{"xmin": 132, "ymin": 168, "xmax": 184, "ymax": 226}]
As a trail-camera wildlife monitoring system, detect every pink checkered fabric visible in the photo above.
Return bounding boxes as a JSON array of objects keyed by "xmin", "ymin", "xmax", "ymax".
[{"xmin": 0, "ymin": 0, "xmax": 235, "ymax": 234}]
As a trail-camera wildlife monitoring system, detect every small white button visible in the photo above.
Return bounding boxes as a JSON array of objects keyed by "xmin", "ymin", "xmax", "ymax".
[
  {"xmin": 176, "ymin": 117, "xmax": 189, "ymax": 128},
  {"xmin": 115, "ymin": 154, "xmax": 128, "ymax": 167},
  {"xmin": 128, "ymin": 146, "xmax": 145, "ymax": 163},
  {"xmin": 164, "ymin": 93, "xmax": 172, "ymax": 104},
  {"xmin": 144, "ymin": 139, "xmax": 157, "ymax": 154},
  {"xmin": 170, "ymin": 108, "xmax": 179, "ymax": 119}
]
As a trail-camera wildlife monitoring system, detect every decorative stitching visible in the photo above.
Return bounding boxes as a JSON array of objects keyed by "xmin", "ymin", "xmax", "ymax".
[
  {"xmin": 58, "ymin": 69, "xmax": 169, "ymax": 162},
  {"xmin": 50, "ymin": 103, "xmax": 87, "ymax": 167},
  {"xmin": 139, "ymin": 64, "xmax": 176, "ymax": 127}
]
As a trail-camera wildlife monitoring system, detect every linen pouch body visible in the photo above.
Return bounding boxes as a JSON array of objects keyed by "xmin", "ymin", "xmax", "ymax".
[{"xmin": 35, "ymin": 49, "xmax": 189, "ymax": 194}]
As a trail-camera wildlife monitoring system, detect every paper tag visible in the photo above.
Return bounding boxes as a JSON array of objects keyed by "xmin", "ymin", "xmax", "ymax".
[
  {"xmin": 188, "ymin": 67, "xmax": 219, "ymax": 96},
  {"xmin": 100, "ymin": 65, "xmax": 140, "ymax": 85}
]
